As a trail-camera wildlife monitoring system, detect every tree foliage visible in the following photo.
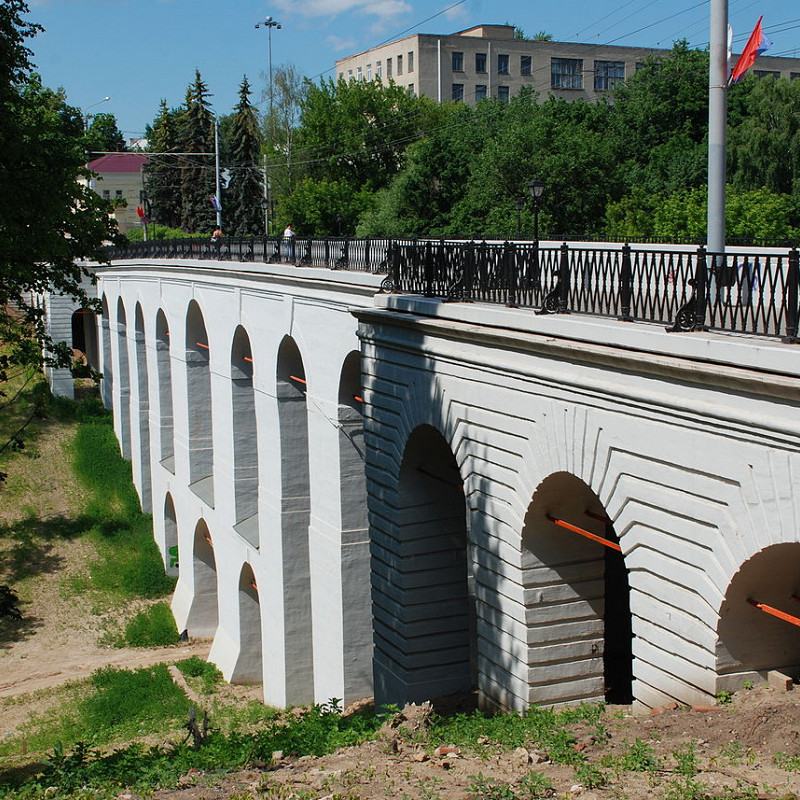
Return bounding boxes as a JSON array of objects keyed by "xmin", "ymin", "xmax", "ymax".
[
  {"xmin": 178, "ymin": 70, "xmax": 215, "ymax": 234},
  {"xmin": 84, "ymin": 112, "xmax": 125, "ymax": 155},
  {"xmin": 225, "ymin": 76, "xmax": 263, "ymax": 236}
]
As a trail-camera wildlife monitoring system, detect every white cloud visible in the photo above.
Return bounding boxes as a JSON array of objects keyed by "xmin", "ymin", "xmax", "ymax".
[
  {"xmin": 327, "ymin": 34, "xmax": 359, "ymax": 52},
  {"xmin": 274, "ymin": 0, "xmax": 410, "ymax": 22}
]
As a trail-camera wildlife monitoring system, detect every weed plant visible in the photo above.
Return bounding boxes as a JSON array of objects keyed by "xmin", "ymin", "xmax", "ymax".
[
  {"xmin": 177, "ymin": 656, "xmax": 223, "ymax": 693},
  {"xmin": 116, "ymin": 602, "xmax": 180, "ymax": 647}
]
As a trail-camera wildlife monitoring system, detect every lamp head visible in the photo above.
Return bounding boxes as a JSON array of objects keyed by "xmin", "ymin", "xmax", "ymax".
[{"xmin": 527, "ymin": 179, "xmax": 545, "ymax": 200}]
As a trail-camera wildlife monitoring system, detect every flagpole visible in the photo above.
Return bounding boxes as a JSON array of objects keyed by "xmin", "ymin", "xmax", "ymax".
[{"xmin": 707, "ymin": 0, "xmax": 728, "ymax": 254}]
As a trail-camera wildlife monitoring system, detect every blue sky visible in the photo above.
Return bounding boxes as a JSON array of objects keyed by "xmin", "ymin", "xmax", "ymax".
[{"xmin": 24, "ymin": 0, "xmax": 800, "ymax": 141}]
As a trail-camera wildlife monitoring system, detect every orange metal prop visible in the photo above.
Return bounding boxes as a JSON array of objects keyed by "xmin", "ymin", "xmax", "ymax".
[
  {"xmin": 749, "ymin": 599, "xmax": 800, "ymax": 627},
  {"xmin": 196, "ymin": 341, "xmax": 209, "ymax": 350},
  {"xmin": 353, "ymin": 395, "xmax": 363, "ymax": 403},
  {"xmin": 546, "ymin": 515, "xmax": 622, "ymax": 552},
  {"xmin": 289, "ymin": 375, "xmax": 307, "ymax": 384}
]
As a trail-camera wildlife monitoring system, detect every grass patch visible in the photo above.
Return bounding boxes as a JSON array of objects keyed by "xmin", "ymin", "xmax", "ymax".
[
  {"xmin": 108, "ymin": 602, "xmax": 180, "ymax": 648},
  {"xmin": 426, "ymin": 702, "xmax": 604, "ymax": 765},
  {"xmin": 0, "ymin": 696, "xmax": 383, "ymax": 797},
  {"xmin": 176, "ymin": 655, "xmax": 223, "ymax": 693}
]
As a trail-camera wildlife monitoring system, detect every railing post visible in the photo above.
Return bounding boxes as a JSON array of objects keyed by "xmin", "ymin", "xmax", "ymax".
[
  {"xmin": 324, "ymin": 238, "xmax": 330, "ymax": 268},
  {"xmin": 424, "ymin": 240, "xmax": 434, "ymax": 297},
  {"xmin": 505, "ymin": 241, "xmax": 517, "ymax": 307},
  {"xmin": 784, "ymin": 247, "xmax": 800, "ymax": 343},
  {"xmin": 695, "ymin": 246, "xmax": 708, "ymax": 329},
  {"xmin": 558, "ymin": 242, "xmax": 570, "ymax": 313},
  {"xmin": 619, "ymin": 243, "xmax": 633, "ymax": 321},
  {"xmin": 463, "ymin": 241, "xmax": 475, "ymax": 302},
  {"xmin": 364, "ymin": 238, "xmax": 371, "ymax": 271}
]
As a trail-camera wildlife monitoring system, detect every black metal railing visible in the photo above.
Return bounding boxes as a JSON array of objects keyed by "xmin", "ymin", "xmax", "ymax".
[{"xmin": 105, "ymin": 237, "xmax": 800, "ymax": 342}]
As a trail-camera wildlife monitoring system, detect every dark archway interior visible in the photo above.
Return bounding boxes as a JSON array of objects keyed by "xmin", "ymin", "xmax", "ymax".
[{"xmin": 522, "ymin": 472, "xmax": 632, "ymax": 705}]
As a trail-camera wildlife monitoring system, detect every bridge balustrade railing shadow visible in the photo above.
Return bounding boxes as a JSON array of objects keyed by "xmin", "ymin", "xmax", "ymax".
[{"xmin": 105, "ymin": 238, "xmax": 800, "ymax": 342}]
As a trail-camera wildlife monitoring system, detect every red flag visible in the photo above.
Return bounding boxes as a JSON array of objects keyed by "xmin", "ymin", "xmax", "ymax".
[{"xmin": 731, "ymin": 16, "xmax": 773, "ymax": 83}]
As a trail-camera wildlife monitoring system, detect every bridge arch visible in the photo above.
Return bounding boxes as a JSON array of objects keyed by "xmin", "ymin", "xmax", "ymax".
[
  {"xmin": 373, "ymin": 423, "xmax": 474, "ymax": 706},
  {"xmin": 163, "ymin": 492, "xmax": 179, "ymax": 577},
  {"xmin": 231, "ymin": 562, "xmax": 263, "ymax": 683},
  {"xmin": 521, "ymin": 471, "xmax": 632, "ymax": 705},
  {"xmin": 231, "ymin": 326, "xmax": 259, "ymax": 546},
  {"xmin": 186, "ymin": 519, "xmax": 218, "ymax": 636},
  {"xmin": 717, "ymin": 542, "xmax": 800, "ymax": 687},
  {"xmin": 133, "ymin": 303, "xmax": 152, "ymax": 512},
  {"xmin": 185, "ymin": 301, "xmax": 214, "ymax": 505},
  {"xmin": 276, "ymin": 334, "xmax": 314, "ymax": 703},
  {"xmin": 100, "ymin": 295, "xmax": 113, "ymax": 409},
  {"xmin": 71, "ymin": 307, "xmax": 99, "ymax": 373},
  {"xmin": 155, "ymin": 309, "xmax": 175, "ymax": 472},
  {"xmin": 115, "ymin": 297, "xmax": 131, "ymax": 459}
]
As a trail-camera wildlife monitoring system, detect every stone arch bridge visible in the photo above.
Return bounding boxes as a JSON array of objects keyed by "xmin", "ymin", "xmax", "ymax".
[{"xmin": 46, "ymin": 244, "xmax": 800, "ymax": 712}]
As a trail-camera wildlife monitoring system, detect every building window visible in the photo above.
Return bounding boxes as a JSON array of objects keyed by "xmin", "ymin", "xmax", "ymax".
[
  {"xmin": 754, "ymin": 69, "xmax": 780, "ymax": 79},
  {"xmin": 387, "ymin": 58, "xmax": 392, "ymax": 78},
  {"xmin": 475, "ymin": 52, "xmax": 487, "ymax": 73},
  {"xmin": 475, "ymin": 84, "xmax": 487, "ymax": 101},
  {"xmin": 792, "ymin": 72, "xmax": 800, "ymax": 80},
  {"xmin": 348, "ymin": 69, "xmax": 353, "ymax": 80},
  {"xmin": 366, "ymin": 63, "xmax": 372, "ymax": 80},
  {"xmin": 338, "ymin": 72, "xmax": 343, "ymax": 80},
  {"xmin": 102, "ymin": 189, "xmax": 110, "ymax": 200},
  {"xmin": 497, "ymin": 85, "xmax": 510, "ymax": 102},
  {"xmin": 551, "ymin": 57, "xmax": 583, "ymax": 89},
  {"xmin": 594, "ymin": 60, "xmax": 624, "ymax": 91},
  {"xmin": 115, "ymin": 190, "xmax": 123, "ymax": 198},
  {"xmin": 452, "ymin": 83, "xmax": 464, "ymax": 101},
  {"xmin": 498, "ymin": 54, "xmax": 509, "ymax": 74},
  {"xmin": 408, "ymin": 51, "xmax": 414, "ymax": 72},
  {"xmin": 520, "ymin": 55, "xmax": 532, "ymax": 75},
  {"xmin": 452, "ymin": 51, "xmax": 464, "ymax": 72},
  {"xmin": 635, "ymin": 62, "xmax": 646, "ymax": 71},
  {"xmin": 356, "ymin": 66, "xmax": 362, "ymax": 81},
  {"xmin": 397, "ymin": 54, "xmax": 403, "ymax": 75},
  {"xmin": 408, "ymin": 84, "xmax": 415, "ymax": 97},
  {"xmin": 376, "ymin": 61, "xmax": 382, "ymax": 78}
]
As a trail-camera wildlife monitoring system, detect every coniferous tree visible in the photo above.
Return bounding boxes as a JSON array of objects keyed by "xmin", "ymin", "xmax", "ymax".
[
  {"xmin": 179, "ymin": 70, "xmax": 215, "ymax": 233},
  {"xmin": 226, "ymin": 77, "xmax": 264, "ymax": 235},
  {"xmin": 143, "ymin": 100, "xmax": 182, "ymax": 229}
]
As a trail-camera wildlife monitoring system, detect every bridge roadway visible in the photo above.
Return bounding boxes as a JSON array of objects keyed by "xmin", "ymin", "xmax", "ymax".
[{"xmin": 51, "ymin": 255, "xmax": 800, "ymax": 712}]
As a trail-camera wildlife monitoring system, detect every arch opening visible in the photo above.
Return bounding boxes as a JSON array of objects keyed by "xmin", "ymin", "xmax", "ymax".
[
  {"xmin": 373, "ymin": 424, "xmax": 473, "ymax": 706},
  {"xmin": 276, "ymin": 336, "xmax": 314, "ymax": 704},
  {"xmin": 115, "ymin": 298, "xmax": 132, "ymax": 459},
  {"xmin": 231, "ymin": 327, "xmax": 259, "ymax": 546},
  {"xmin": 231, "ymin": 563, "xmax": 263, "ymax": 684},
  {"xmin": 164, "ymin": 492, "xmax": 179, "ymax": 578},
  {"xmin": 185, "ymin": 301, "xmax": 214, "ymax": 506},
  {"xmin": 133, "ymin": 304, "xmax": 152, "ymax": 512},
  {"xmin": 717, "ymin": 543, "xmax": 800, "ymax": 688},
  {"xmin": 156, "ymin": 309, "xmax": 175, "ymax": 472},
  {"xmin": 71, "ymin": 308, "xmax": 99, "ymax": 374},
  {"xmin": 522, "ymin": 472, "xmax": 632, "ymax": 706},
  {"xmin": 337, "ymin": 350, "xmax": 372, "ymax": 700},
  {"xmin": 186, "ymin": 519, "xmax": 218, "ymax": 637}
]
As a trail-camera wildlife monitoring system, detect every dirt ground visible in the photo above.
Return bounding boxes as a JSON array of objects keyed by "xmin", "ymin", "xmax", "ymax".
[{"xmin": 3, "ymin": 407, "xmax": 800, "ymax": 799}]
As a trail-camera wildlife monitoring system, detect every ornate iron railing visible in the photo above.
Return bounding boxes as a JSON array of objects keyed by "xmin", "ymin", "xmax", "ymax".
[{"xmin": 106, "ymin": 237, "xmax": 800, "ymax": 342}]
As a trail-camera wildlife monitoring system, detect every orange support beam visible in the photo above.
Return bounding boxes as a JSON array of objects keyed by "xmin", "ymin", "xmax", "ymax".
[
  {"xmin": 546, "ymin": 515, "xmax": 622, "ymax": 552},
  {"xmin": 353, "ymin": 395, "xmax": 363, "ymax": 403},
  {"xmin": 243, "ymin": 356, "xmax": 253, "ymax": 363},
  {"xmin": 289, "ymin": 375, "xmax": 307, "ymax": 385},
  {"xmin": 749, "ymin": 598, "xmax": 800, "ymax": 628},
  {"xmin": 196, "ymin": 341, "xmax": 209, "ymax": 350}
]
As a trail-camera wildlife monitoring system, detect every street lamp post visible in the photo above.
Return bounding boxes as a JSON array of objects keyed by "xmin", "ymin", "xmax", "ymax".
[
  {"xmin": 527, "ymin": 179, "xmax": 545, "ymax": 242},
  {"xmin": 514, "ymin": 197, "xmax": 524, "ymax": 240},
  {"xmin": 255, "ymin": 17, "xmax": 282, "ymax": 121},
  {"xmin": 83, "ymin": 96, "xmax": 110, "ymax": 131}
]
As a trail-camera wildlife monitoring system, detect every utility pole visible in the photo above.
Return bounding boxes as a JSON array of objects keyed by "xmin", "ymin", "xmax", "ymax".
[
  {"xmin": 707, "ymin": 0, "xmax": 728, "ymax": 254},
  {"xmin": 255, "ymin": 17, "xmax": 282, "ymax": 122},
  {"xmin": 262, "ymin": 154, "xmax": 270, "ymax": 236},
  {"xmin": 214, "ymin": 117, "xmax": 222, "ymax": 230}
]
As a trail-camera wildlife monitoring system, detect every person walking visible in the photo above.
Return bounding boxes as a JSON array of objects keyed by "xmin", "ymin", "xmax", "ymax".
[{"xmin": 283, "ymin": 223, "xmax": 295, "ymax": 262}]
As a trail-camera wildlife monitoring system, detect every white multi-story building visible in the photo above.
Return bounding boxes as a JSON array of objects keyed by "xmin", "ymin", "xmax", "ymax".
[{"xmin": 336, "ymin": 23, "xmax": 800, "ymax": 105}]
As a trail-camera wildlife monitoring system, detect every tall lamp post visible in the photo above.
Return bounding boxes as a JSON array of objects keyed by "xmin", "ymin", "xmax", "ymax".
[
  {"xmin": 83, "ymin": 95, "xmax": 110, "ymax": 131},
  {"xmin": 527, "ymin": 179, "xmax": 545, "ymax": 242},
  {"xmin": 255, "ymin": 16, "xmax": 282, "ymax": 121}
]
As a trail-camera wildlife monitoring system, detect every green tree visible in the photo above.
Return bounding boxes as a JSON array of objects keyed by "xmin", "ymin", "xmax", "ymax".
[
  {"xmin": 729, "ymin": 75, "xmax": 800, "ymax": 196},
  {"xmin": 0, "ymin": 1, "xmax": 119, "ymax": 615},
  {"xmin": 277, "ymin": 177, "xmax": 372, "ymax": 236},
  {"xmin": 178, "ymin": 70, "xmax": 215, "ymax": 233},
  {"xmin": 226, "ymin": 76, "xmax": 263, "ymax": 236},
  {"xmin": 143, "ymin": 100, "xmax": 183, "ymax": 229},
  {"xmin": 84, "ymin": 111, "xmax": 125, "ymax": 155}
]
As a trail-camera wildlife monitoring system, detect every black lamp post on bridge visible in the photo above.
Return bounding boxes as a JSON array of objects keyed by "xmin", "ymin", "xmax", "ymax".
[{"xmin": 527, "ymin": 179, "xmax": 545, "ymax": 242}]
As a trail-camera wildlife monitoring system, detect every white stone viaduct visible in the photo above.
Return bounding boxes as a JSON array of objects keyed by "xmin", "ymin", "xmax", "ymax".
[{"xmin": 49, "ymin": 255, "xmax": 800, "ymax": 713}]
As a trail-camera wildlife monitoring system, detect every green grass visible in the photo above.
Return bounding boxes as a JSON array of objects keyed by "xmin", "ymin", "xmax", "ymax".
[{"xmin": 109, "ymin": 602, "xmax": 181, "ymax": 648}]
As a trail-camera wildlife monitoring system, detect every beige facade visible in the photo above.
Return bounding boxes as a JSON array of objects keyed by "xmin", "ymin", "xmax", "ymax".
[
  {"xmin": 86, "ymin": 153, "xmax": 148, "ymax": 234},
  {"xmin": 336, "ymin": 24, "xmax": 800, "ymax": 105}
]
